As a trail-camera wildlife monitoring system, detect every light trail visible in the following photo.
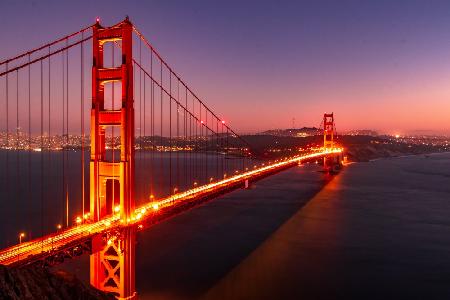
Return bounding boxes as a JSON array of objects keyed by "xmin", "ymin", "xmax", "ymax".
[{"xmin": 0, "ymin": 148, "xmax": 342, "ymax": 266}]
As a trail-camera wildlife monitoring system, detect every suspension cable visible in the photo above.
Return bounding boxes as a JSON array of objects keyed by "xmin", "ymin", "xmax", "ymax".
[
  {"xmin": 0, "ymin": 36, "xmax": 92, "ymax": 78},
  {"xmin": 0, "ymin": 24, "xmax": 94, "ymax": 67},
  {"xmin": 132, "ymin": 26, "xmax": 255, "ymax": 156}
]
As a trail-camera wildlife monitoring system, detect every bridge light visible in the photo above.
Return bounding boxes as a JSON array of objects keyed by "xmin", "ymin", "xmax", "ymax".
[
  {"xmin": 210, "ymin": 177, "xmax": 214, "ymax": 183},
  {"xmin": 200, "ymin": 120, "xmax": 204, "ymax": 124},
  {"xmin": 75, "ymin": 216, "xmax": 82, "ymax": 225},
  {"xmin": 221, "ymin": 120, "xmax": 225, "ymax": 124},
  {"xmin": 173, "ymin": 187, "xmax": 178, "ymax": 194},
  {"xmin": 152, "ymin": 203, "xmax": 159, "ymax": 210},
  {"xmin": 149, "ymin": 194, "xmax": 155, "ymax": 200},
  {"xmin": 96, "ymin": 17, "xmax": 100, "ymax": 23},
  {"xmin": 193, "ymin": 181, "xmax": 198, "ymax": 186},
  {"xmin": 114, "ymin": 205, "xmax": 120, "ymax": 213},
  {"xmin": 19, "ymin": 233, "xmax": 25, "ymax": 244},
  {"xmin": 57, "ymin": 224, "xmax": 62, "ymax": 230}
]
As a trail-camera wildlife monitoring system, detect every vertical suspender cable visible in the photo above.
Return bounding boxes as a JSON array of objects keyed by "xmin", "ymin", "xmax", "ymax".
[
  {"xmin": 143, "ymin": 73, "xmax": 146, "ymax": 195},
  {"xmin": 47, "ymin": 46, "xmax": 51, "ymax": 222},
  {"xmin": 193, "ymin": 97, "xmax": 196, "ymax": 183},
  {"xmin": 62, "ymin": 47, "xmax": 65, "ymax": 226},
  {"xmin": 216, "ymin": 119, "xmax": 219, "ymax": 181},
  {"xmin": 16, "ymin": 70, "xmax": 20, "ymax": 225},
  {"xmin": 205, "ymin": 109, "xmax": 208, "ymax": 182},
  {"xmin": 112, "ymin": 43, "xmax": 115, "ymax": 213},
  {"xmin": 81, "ymin": 32, "xmax": 85, "ymax": 218},
  {"xmin": 5, "ymin": 63, "xmax": 9, "ymax": 229},
  {"xmin": 226, "ymin": 127, "xmax": 229, "ymax": 175},
  {"xmin": 169, "ymin": 72, "xmax": 172, "ymax": 194},
  {"xmin": 184, "ymin": 87, "xmax": 188, "ymax": 190},
  {"xmin": 40, "ymin": 59, "xmax": 43, "ymax": 249},
  {"xmin": 176, "ymin": 80, "xmax": 179, "ymax": 191},
  {"xmin": 150, "ymin": 50, "xmax": 154, "ymax": 196},
  {"xmin": 136, "ymin": 40, "xmax": 141, "ymax": 202},
  {"xmin": 65, "ymin": 38, "xmax": 69, "ymax": 228},
  {"xmin": 139, "ymin": 38, "xmax": 142, "ymax": 152},
  {"xmin": 28, "ymin": 55, "xmax": 31, "ymax": 230},
  {"xmin": 199, "ymin": 103, "xmax": 201, "ymax": 183},
  {"xmin": 6, "ymin": 63, "xmax": 8, "ymax": 149},
  {"xmin": 160, "ymin": 62, "xmax": 163, "ymax": 196}
]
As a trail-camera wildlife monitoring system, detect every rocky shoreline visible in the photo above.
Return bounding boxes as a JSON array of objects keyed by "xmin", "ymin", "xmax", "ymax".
[{"xmin": 0, "ymin": 265, "xmax": 113, "ymax": 300}]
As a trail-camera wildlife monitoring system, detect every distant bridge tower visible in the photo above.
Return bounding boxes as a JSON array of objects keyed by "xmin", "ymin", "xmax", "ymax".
[
  {"xmin": 323, "ymin": 113, "xmax": 334, "ymax": 150},
  {"xmin": 89, "ymin": 18, "xmax": 136, "ymax": 299},
  {"xmin": 323, "ymin": 113, "xmax": 337, "ymax": 172}
]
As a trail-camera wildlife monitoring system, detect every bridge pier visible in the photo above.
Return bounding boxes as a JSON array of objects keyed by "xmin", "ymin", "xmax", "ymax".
[
  {"xmin": 323, "ymin": 153, "xmax": 344, "ymax": 173},
  {"xmin": 90, "ymin": 228, "xmax": 136, "ymax": 299}
]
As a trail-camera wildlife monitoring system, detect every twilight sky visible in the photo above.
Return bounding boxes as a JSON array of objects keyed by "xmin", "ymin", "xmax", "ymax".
[{"xmin": 1, "ymin": 0, "xmax": 450, "ymax": 134}]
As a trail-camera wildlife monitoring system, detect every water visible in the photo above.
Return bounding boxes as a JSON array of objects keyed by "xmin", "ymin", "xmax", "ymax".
[
  {"xmin": 4, "ymin": 152, "xmax": 450, "ymax": 299},
  {"xmin": 0, "ymin": 150, "xmax": 250, "ymax": 248},
  {"xmin": 133, "ymin": 153, "xmax": 450, "ymax": 299}
]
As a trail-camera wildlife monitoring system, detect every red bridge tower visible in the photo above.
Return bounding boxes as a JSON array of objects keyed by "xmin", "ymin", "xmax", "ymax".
[
  {"xmin": 323, "ymin": 113, "xmax": 342, "ymax": 172},
  {"xmin": 89, "ymin": 18, "xmax": 136, "ymax": 299}
]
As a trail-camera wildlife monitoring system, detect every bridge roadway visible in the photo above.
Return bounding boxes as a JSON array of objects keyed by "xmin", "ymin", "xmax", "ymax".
[{"xmin": 0, "ymin": 148, "xmax": 342, "ymax": 267}]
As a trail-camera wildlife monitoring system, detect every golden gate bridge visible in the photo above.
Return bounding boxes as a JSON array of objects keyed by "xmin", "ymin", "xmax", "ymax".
[{"xmin": 0, "ymin": 18, "xmax": 343, "ymax": 299}]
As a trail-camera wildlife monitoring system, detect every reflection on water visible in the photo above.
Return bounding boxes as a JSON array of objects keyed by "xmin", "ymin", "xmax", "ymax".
[{"xmin": 203, "ymin": 153, "xmax": 450, "ymax": 299}]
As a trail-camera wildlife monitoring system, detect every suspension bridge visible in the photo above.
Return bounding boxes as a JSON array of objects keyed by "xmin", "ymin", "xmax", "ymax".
[{"xmin": 0, "ymin": 18, "xmax": 343, "ymax": 299}]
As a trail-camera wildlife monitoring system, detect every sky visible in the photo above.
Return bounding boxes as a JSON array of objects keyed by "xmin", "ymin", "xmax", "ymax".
[{"xmin": 1, "ymin": 0, "xmax": 450, "ymax": 135}]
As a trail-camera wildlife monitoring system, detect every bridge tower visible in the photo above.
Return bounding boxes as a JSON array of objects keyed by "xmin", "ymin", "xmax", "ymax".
[
  {"xmin": 89, "ymin": 18, "xmax": 136, "ymax": 299},
  {"xmin": 323, "ymin": 113, "xmax": 336, "ymax": 172},
  {"xmin": 323, "ymin": 113, "xmax": 334, "ymax": 150}
]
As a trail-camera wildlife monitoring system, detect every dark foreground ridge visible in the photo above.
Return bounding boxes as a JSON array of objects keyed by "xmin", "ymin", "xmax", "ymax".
[{"xmin": 0, "ymin": 264, "xmax": 113, "ymax": 300}]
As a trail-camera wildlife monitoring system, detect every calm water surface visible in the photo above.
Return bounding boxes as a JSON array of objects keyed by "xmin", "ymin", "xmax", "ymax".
[{"xmin": 3, "ymin": 152, "xmax": 450, "ymax": 299}]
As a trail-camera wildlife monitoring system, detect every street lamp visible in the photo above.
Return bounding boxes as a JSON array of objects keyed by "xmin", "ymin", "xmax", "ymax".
[{"xmin": 19, "ymin": 233, "xmax": 25, "ymax": 244}]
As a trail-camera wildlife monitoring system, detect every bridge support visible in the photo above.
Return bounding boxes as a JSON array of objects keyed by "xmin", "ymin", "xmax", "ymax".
[{"xmin": 89, "ymin": 18, "xmax": 136, "ymax": 299}]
